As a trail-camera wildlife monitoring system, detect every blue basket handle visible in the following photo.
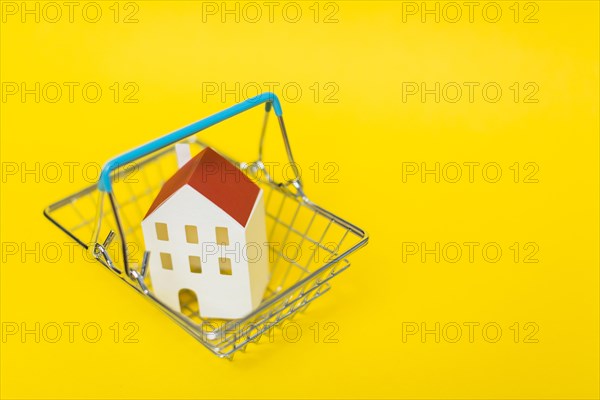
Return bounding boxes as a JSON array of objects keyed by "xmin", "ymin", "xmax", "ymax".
[{"xmin": 98, "ymin": 92, "xmax": 283, "ymax": 192}]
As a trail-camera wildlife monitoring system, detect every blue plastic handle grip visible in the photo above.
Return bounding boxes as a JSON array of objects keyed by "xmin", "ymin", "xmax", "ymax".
[{"xmin": 98, "ymin": 92, "xmax": 283, "ymax": 192}]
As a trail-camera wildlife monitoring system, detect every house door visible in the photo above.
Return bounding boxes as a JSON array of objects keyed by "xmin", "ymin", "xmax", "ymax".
[{"xmin": 178, "ymin": 288, "xmax": 200, "ymax": 320}]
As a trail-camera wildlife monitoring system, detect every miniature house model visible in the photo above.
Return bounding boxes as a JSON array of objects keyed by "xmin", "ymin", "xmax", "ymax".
[{"xmin": 141, "ymin": 146, "xmax": 269, "ymax": 320}]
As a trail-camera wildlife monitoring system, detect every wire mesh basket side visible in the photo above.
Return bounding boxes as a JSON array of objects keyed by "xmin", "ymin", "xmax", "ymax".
[
  {"xmin": 45, "ymin": 94, "xmax": 369, "ymax": 357},
  {"xmin": 45, "ymin": 139, "xmax": 368, "ymax": 357}
]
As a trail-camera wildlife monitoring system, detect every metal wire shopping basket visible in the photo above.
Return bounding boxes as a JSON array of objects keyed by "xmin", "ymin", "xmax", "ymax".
[{"xmin": 44, "ymin": 92, "xmax": 368, "ymax": 358}]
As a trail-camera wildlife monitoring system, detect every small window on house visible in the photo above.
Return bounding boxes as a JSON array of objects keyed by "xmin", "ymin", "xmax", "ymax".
[
  {"xmin": 189, "ymin": 255, "xmax": 202, "ymax": 273},
  {"xmin": 160, "ymin": 252, "xmax": 173, "ymax": 270},
  {"xmin": 216, "ymin": 227, "xmax": 229, "ymax": 246},
  {"xmin": 155, "ymin": 223, "xmax": 169, "ymax": 241},
  {"xmin": 185, "ymin": 225, "xmax": 199, "ymax": 244},
  {"xmin": 218, "ymin": 257, "xmax": 232, "ymax": 275}
]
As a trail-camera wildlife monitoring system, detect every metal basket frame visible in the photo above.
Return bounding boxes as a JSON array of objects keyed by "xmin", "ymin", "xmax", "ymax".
[{"xmin": 44, "ymin": 93, "xmax": 368, "ymax": 358}]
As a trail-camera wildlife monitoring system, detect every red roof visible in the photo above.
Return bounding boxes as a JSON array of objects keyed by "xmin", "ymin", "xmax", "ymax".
[{"xmin": 144, "ymin": 147, "xmax": 260, "ymax": 227}]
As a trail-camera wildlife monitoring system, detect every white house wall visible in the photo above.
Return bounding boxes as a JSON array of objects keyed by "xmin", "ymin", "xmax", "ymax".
[
  {"xmin": 244, "ymin": 191, "xmax": 270, "ymax": 309},
  {"xmin": 141, "ymin": 184, "xmax": 254, "ymax": 319}
]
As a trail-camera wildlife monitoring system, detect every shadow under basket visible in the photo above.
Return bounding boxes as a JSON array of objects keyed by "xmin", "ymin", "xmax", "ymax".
[{"xmin": 44, "ymin": 94, "xmax": 368, "ymax": 359}]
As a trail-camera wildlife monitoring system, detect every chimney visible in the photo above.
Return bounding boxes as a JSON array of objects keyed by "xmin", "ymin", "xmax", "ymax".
[{"xmin": 175, "ymin": 143, "xmax": 192, "ymax": 168}]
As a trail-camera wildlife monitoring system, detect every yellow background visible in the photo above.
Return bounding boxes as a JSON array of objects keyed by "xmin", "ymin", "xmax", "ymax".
[{"xmin": 1, "ymin": 1, "xmax": 599, "ymax": 398}]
